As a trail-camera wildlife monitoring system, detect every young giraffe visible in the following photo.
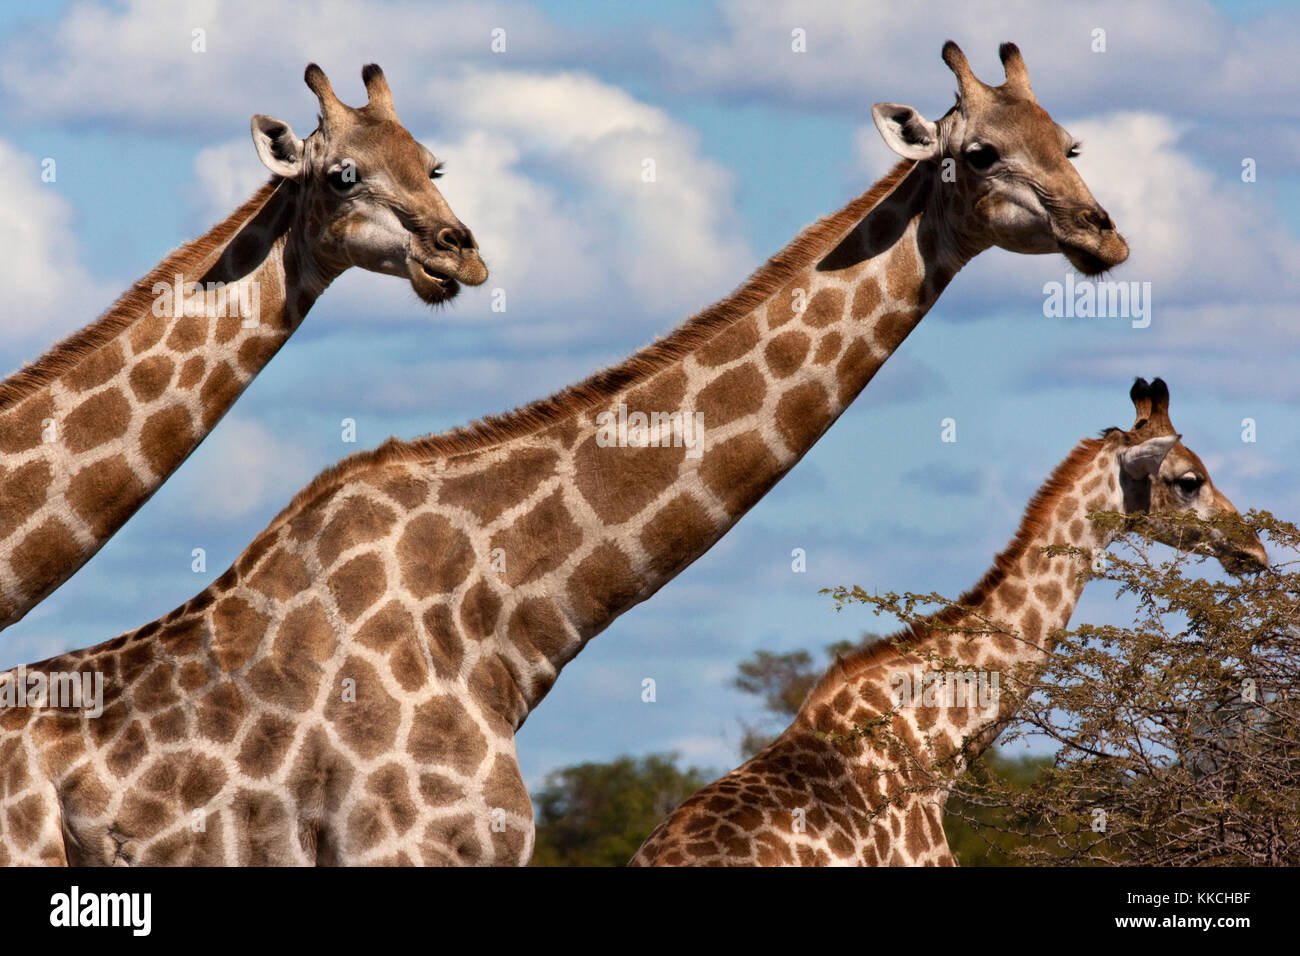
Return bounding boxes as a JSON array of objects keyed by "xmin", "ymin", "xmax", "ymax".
[
  {"xmin": 0, "ymin": 63, "xmax": 486, "ymax": 632},
  {"xmin": 631, "ymin": 379, "xmax": 1268, "ymax": 866},
  {"xmin": 0, "ymin": 42, "xmax": 1128, "ymax": 866}
]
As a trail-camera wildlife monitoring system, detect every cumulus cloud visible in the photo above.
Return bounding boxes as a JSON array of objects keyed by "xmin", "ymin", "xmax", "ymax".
[
  {"xmin": 0, "ymin": 139, "xmax": 108, "ymax": 351},
  {"xmin": 995, "ymin": 121, "xmax": 1300, "ymax": 406},
  {"xmin": 651, "ymin": 0, "xmax": 1300, "ymax": 122},
  {"xmin": 191, "ymin": 138, "xmax": 269, "ymax": 221},
  {"xmin": 0, "ymin": 0, "xmax": 565, "ymax": 133},
  {"xmin": 429, "ymin": 70, "xmax": 753, "ymax": 322},
  {"xmin": 166, "ymin": 417, "xmax": 314, "ymax": 522},
  {"xmin": 14, "ymin": 1, "xmax": 1300, "ymax": 132}
]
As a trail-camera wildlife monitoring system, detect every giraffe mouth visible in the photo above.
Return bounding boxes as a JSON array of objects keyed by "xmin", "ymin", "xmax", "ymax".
[
  {"xmin": 1058, "ymin": 241, "xmax": 1111, "ymax": 277},
  {"xmin": 407, "ymin": 257, "xmax": 460, "ymax": 304}
]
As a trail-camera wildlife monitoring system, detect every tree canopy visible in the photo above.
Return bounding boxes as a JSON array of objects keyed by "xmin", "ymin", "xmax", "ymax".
[{"xmin": 531, "ymin": 754, "xmax": 715, "ymax": 866}]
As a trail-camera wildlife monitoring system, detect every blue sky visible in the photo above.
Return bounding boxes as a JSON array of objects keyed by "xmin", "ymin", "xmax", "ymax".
[{"xmin": 2, "ymin": 0, "xmax": 1299, "ymax": 787}]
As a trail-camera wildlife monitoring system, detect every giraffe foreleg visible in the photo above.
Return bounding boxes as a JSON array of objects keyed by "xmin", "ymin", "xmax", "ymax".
[{"xmin": 0, "ymin": 742, "xmax": 70, "ymax": 866}]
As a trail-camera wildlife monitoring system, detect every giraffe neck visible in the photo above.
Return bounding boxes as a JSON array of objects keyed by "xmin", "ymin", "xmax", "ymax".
[
  {"xmin": 0, "ymin": 178, "xmax": 334, "ymax": 630},
  {"xmin": 509, "ymin": 160, "xmax": 971, "ymax": 698},
  {"xmin": 803, "ymin": 438, "xmax": 1121, "ymax": 782}
]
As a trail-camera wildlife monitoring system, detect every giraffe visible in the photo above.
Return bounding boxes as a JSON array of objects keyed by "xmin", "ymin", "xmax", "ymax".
[
  {"xmin": 0, "ymin": 41, "xmax": 1130, "ymax": 866},
  {"xmin": 630, "ymin": 378, "xmax": 1268, "ymax": 866},
  {"xmin": 0, "ymin": 63, "xmax": 486, "ymax": 632}
]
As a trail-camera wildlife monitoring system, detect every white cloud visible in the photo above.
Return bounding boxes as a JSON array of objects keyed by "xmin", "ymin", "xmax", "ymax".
[
  {"xmin": 0, "ymin": 0, "xmax": 564, "ymax": 132},
  {"xmin": 668, "ymin": 732, "xmax": 743, "ymax": 770},
  {"xmin": 430, "ymin": 70, "xmax": 753, "ymax": 322},
  {"xmin": 14, "ymin": 0, "xmax": 1300, "ymax": 133},
  {"xmin": 168, "ymin": 416, "xmax": 313, "ymax": 522},
  {"xmin": 191, "ymin": 139, "xmax": 268, "ymax": 222},
  {"xmin": 652, "ymin": 0, "xmax": 1300, "ymax": 121},
  {"xmin": 439, "ymin": 69, "xmax": 673, "ymax": 150},
  {"xmin": 1019, "ymin": 312, "xmax": 1300, "ymax": 407},
  {"xmin": 0, "ymin": 139, "xmax": 108, "ymax": 350}
]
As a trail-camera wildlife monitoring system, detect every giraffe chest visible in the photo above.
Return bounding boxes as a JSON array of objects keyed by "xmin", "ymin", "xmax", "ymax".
[
  {"xmin": 28, "ymin": 698, "xmax": 536, "ymax": 866},
  {"xmin": 7, "ymin": 598, "xmax": 542, "ymax": 866}
]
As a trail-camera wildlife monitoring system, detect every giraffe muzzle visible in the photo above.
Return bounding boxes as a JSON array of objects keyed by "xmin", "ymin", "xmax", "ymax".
[
  {"xmin": 1221, "ymin": 534, "xmax": 1269, "ymax": 577},
  {"xmin": 1056, "ymin": 206, "xmax": 1129, "ymax": 275},
  {"xmin": 1058, "ymin": 231, "xmax": 1129, "ymax": 276}
]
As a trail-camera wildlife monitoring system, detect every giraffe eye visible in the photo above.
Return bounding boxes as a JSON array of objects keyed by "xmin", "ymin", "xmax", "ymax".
[
  {"xmin": 430, "ymin": 162, "xmax": 445, "ymax": 181},
  {"xmin": 1066, "ymin": 142, "xmax": 1082, "ymax": 159},
  {"xmin": 326, "ymin": 162, "xmax": 359, "ymax": 193},
  {"xmin": 965, "ymin": 144, "xmax": 999, "ymax": 170},
  {"xmin": 1173, "ymin": 474, "xmax": 1203, "ymax": 494}
]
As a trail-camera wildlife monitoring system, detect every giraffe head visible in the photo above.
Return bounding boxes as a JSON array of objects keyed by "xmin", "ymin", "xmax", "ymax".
[
  {"xmin": 250, "ymin": 63, "xmax": 487, "ymax": 304},
  {"xmin": 871, "ymin": 41, "xmax": 1128, "ymax": 275},
  {"xmin": 1106, "ymin": 378, "xmax": 1267, "ymax": 575}
]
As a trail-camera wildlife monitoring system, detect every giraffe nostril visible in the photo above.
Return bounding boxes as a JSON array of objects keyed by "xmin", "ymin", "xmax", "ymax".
[
  {"xmin": 1084, "ymin": 208, "xmax": 1114, "ymax": 232},
  {"xmin": 435, "ymin": 226, "xmax": 475, "ymax": 254}
]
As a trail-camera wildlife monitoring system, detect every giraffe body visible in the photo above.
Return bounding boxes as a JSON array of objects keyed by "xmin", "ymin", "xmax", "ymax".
[{"xmin": 630, "ymin": 380, "xmax": 1266, "ymax": 866}]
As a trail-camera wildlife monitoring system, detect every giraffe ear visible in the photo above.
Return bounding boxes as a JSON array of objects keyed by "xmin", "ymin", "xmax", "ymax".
[
  {"xmin": 872, "ymin": 103, "xmax": 941, "ymax": 161},
  {"xmin": 251, "ymin": 115, "xmax": 306, "ymax": 179},
  {"xmin": 1119, "ymin": 434, "xmax": 1180, "ymax": 479}
]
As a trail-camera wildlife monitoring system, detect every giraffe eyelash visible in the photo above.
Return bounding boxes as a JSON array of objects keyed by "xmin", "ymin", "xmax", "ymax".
[{"xmin": 430, "ymin": 162, "xmax": 445, "ymax": 180}]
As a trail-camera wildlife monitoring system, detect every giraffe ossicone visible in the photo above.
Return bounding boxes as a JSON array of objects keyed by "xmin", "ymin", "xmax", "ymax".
[
  {"xmin": 1, "ymin": 42, "xmax": 1131, "ymax": 866},
  {"xmin": 630, "ymin": 378, "xmax": 1267, "ymax": 866},
  {"xmin": 0, "ymin": 63, "xmax": 486, "ymax": 633}
]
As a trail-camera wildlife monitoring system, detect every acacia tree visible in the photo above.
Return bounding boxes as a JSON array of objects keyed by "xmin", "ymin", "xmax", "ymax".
[{"xmin": 834, "ymin": 510, "xmax": 1300, "ymax": 866}]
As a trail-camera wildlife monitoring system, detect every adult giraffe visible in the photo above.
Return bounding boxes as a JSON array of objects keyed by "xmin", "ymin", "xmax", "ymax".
[
  {"xmin": 0, "ymin": 42, "xmax": 1127, "ymax": 866},
  {"xmin": 630, "ymin": 379, "xmax": 1268, "ymax": 866},
  {"xmin": 0, "ymin": 63, "xmax": 486, "ymax": 632}
]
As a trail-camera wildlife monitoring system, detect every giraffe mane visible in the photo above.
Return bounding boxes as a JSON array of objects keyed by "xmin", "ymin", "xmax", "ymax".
[
  {"xmin": 807, "ymin": 434, "xmax": 1108, "ymax": 703},
  {"xmin": 270, "ymin": 159, "xmax": 919, "ymax": 527},
  {"xmin": 0, "ymin": 177, "xmax": 283, "ymax": 412}
]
